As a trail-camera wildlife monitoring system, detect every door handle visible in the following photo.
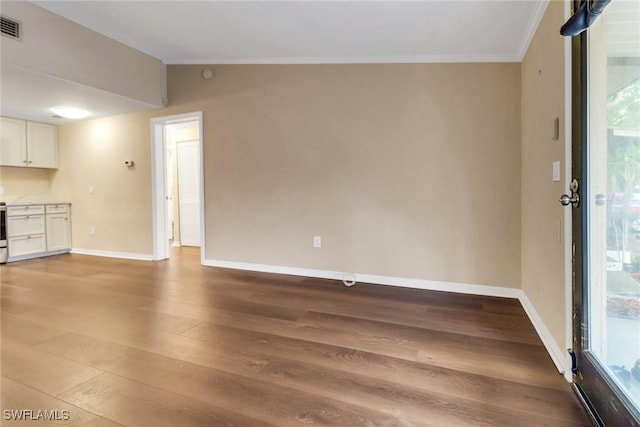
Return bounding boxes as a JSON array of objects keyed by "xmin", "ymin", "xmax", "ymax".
[
  {"xmin": 595, "ymin": 194, "xmax": 607, "ymax": 206},
  {"xmin": 560, "ymin": 194, "xmax": 580, "ymax": 207},
  {"xmin": 560, "ymin": 179, "xmax": 581, "ymax": 208}
]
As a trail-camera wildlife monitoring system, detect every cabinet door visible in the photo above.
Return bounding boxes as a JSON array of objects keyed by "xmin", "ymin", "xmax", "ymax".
[
  {"xmin": 27, "ymin": 122, "xmax": 58, "ymax": 168},
  {"xmin": 8, "ymin": 235, "xmax": 47, "ymax": 258},
  {"xmin": 0, "ymin": 117, "xmax": 27, "ymax": 167},
  {"xmin": 46, "ymin": 213, "xmax": 70, "ymax": 251}
]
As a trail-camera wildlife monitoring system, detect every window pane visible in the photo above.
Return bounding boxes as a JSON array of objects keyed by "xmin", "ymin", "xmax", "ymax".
[{"xmin": 588, "ymin": 0, "xmax": 640, "ymax": 412}]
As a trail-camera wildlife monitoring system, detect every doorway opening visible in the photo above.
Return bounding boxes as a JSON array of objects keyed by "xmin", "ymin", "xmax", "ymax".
[{"xmin": 150, "ymin": 112, "xmax": 204, "ymax": 263}]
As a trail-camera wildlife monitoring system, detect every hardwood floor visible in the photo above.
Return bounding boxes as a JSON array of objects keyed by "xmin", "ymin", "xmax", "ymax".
[{"xmin": 1, "ymin": 248, "xmax": 592, "ymax": 426}]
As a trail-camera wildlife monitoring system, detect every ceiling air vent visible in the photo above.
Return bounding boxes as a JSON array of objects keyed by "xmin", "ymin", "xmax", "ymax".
[{"xmin": 1, "ymin": 16, "xmax": 21, "ymax": 41}]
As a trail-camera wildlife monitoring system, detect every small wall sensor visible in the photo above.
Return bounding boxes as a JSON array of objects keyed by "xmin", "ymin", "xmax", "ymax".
[
  {"xmin": 202, "ymin": 68, "xmax": 215, "ymax": 80},
  {"xmin": 124, "ymin": 160, "xmax": 134, "ymax": 167}
]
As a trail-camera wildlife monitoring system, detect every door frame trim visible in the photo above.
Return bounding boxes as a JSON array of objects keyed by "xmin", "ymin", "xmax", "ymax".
[
  {"xmin": 150, "ymin": 111, "xmax": 205, "ymax": 263},
  {"xmin": 563, "ymin": 0, "xmax": 574, "ymax": 382}
]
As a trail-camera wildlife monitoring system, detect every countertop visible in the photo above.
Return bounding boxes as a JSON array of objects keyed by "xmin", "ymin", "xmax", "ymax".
[{"xmin": 2, "ymin": 195, "xmax": 71, "ymax": 206}]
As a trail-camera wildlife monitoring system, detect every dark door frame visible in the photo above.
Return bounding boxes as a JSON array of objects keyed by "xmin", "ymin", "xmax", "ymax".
[{"xmin": 570, "ymin": 25, "xmax": 640, "ymax": 427}]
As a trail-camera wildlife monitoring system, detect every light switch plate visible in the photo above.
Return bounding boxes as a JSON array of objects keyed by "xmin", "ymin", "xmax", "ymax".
[{"xmin": 552, "ymin": 161, "xmax": 561, "ymax": 182}]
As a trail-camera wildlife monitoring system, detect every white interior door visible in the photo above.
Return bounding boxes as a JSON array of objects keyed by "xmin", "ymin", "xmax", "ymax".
[
  {"xmin": 166, "ymin": 143, "xmax": 175, "ymax": 242},
  {"xmin": 177, "ymin": 140, "xmax": 201, "ymax": 247}
]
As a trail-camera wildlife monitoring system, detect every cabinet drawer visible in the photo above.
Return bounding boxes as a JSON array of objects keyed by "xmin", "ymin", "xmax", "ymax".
[
  {"xmin": 7, "ymin": 205, "xmax": 45, "ymax": 216},
  {"xmin": 8, "ymin": 234, "xmax": 46, "ymax": 257},
  {"xmin": 46, "ymin": 204, "xmax": 69, "ymax": 214},
  {"xmin": 7, "ymin": 215, "xmax": 45, "ymax": 237}
]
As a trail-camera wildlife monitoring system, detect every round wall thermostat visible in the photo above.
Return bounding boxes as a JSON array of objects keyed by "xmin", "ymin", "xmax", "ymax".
[{"xmin": 202, "ymin": 68, "xmax": 215, "ymax": 80}]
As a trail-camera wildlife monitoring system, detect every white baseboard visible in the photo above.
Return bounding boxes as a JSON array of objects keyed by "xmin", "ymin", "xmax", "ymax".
[
  {"xmin": 71, "ymin": 248, "xmax": 153, "ymax": 261},
  {"xmin": 203, "ymin": 258, "xmax": 520, "ymax": 299},
  {"xmin": 204, "ymin": 258, "xmax": 569, "ymax": 380},
  {"xmin": 204, "ymin": 259, "xmax": 345, "ymax": 282},
  {"xmin": 517, "ymin": 291, "xmax": 570, "ymax": 378},
  {"xmin": 357, "ymin": 272, "xmax": 522, "ymax": 299}
]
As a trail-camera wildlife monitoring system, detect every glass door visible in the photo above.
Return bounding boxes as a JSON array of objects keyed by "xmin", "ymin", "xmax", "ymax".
[{"xmin": 571, "ymin": 1, "xmax": 640, "ymax": 425}]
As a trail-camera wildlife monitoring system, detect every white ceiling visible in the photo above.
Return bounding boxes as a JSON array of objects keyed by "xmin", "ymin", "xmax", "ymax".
[
  {"xmin": 32, "ymin": 0, "xmax": 549, "ymax": 64},
  {"xmin": 4, "ymin": 1, "xmax": 638, "ymax": 126},
  {"xmin": 2, "ymin": 0, "xmax": 555, "ymax": 124}
]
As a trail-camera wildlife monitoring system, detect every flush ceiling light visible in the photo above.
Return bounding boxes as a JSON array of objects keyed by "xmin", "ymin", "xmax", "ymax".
[{"xmin": 51, "ymin": 106, "xmax": 90, "ymax": 119}]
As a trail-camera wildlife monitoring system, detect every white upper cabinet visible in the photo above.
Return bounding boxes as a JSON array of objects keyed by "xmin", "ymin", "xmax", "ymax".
[
  {"xmin": 0, "ymin": 117, "xmax": 27, "ymax": 167},
  {"xmin": 27, "ymin": 121, "xmax": 58, "ymax": 168},
  {"xmin": 0, "ymin": 117, "xmax": 58, "ymax": 169}
]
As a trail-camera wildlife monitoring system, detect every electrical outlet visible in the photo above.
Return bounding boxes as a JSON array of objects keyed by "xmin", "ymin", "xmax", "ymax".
[
  {"xmin": 89, "ymin": 185, "xmax": 94, "ymax": 194},
  {"xmin": 313, "ymin": 236, "xmax": 322, "ymax": 248},
  {"xmin": 90, "ymin": 226, "xmax": 96, "ymax": 235}
]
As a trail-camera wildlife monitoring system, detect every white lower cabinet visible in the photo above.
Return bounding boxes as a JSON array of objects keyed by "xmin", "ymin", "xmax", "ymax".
[
  {"xmin": 7, "ymin": 203, "xmax": 71, "ymax": 261},
  {"xmin": 46, "ymin": 212, "xmax": 71, "ymax": 251}
]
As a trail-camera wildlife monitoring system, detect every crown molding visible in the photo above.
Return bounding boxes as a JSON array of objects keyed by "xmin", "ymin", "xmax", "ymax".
[
  {"xmin": 165, "ymin": 54, "xmax": 521, "ymax": 65},
  {"xmin": 516, "ymin": 0, "xmax": 550, "ymax": 61}
]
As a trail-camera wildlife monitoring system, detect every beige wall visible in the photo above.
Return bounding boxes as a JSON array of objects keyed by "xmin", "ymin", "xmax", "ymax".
[
  {"xmin": 51, "ymin": 111, "xmax": 156, "ymax": 255},
  {"xmin": 168, "ymin": 63, "xmax": 522, "ymax": 287},
  {"xmin": 53, "ymin": 63, "xmax": 522, "ymax": 288},
  {"xmin": 0, "ymin": 166, "xmax": 57, "ymax": 197},
  {"xmin": 521, "ymin": 1, "xmax": 568, "ymax": 350}
]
